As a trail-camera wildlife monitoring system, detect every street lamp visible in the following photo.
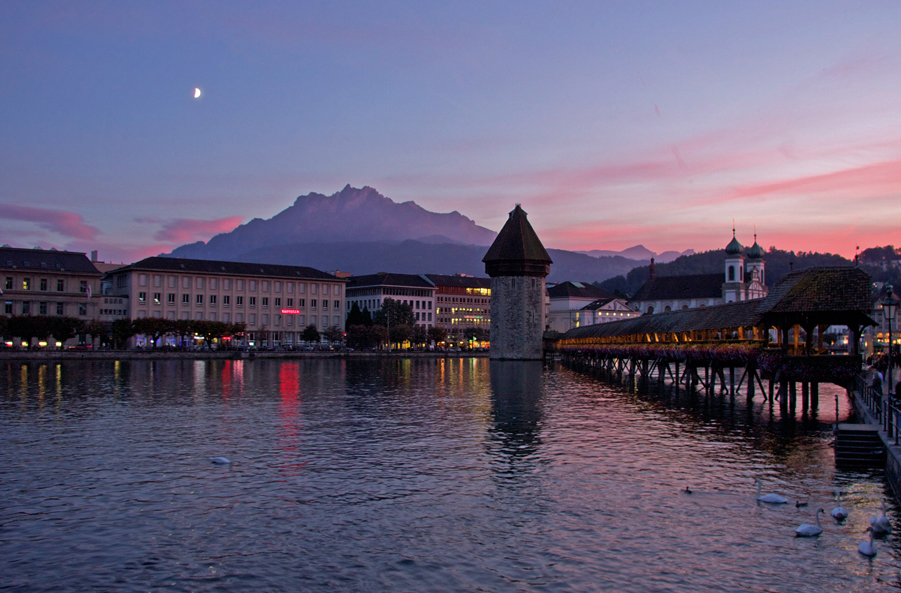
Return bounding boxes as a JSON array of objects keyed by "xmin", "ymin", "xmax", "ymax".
[{"xmin": 884, "ymin": 285, "xmax": 899, "ymax": 399}]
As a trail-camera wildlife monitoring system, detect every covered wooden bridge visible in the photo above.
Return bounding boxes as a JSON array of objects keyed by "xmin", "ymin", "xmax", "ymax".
[{"xmin": 555, "ymin": 267, "xmax": 874, "ymax": 409}]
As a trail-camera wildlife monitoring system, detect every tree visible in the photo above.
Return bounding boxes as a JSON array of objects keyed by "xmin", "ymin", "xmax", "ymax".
[
  {"xmin": 372, "ymin": 298, "xmax": 416, "ymax": 327},
  {"xmin": 132, "ymin": 317, "xmax": 172, "ymax": 348},
  {"xmin": 111, "ymin": 319, "xmax": 135, "ymax": 349},
  {"xmin": 323, "ymin": 325, "xmax": 344, "ymax": 344},
  {"xmin": 411, "ymin": 324, "xmax": 428, "ymax": 347},
  {"xmin": 388, "ymin": 323, "xmax": 413, "ymax": 347},
  {"xmin": 346, "ymin": 324, "xmax": 384, "ymax": 349},
  {"xmin": 346, "ymin": 302, "xmax": 371, "ymax": 327},
  {"xmin": 427, "ymin": 325, "xmax": 448, "ymax": 345},
  {"xmin": 302, "ymin": 324, "xmax": 321, "ymax": 343}
]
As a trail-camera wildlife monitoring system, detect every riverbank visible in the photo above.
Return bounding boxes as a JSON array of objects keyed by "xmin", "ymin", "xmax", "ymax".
[{"xmin": 0, "ymin": 349, "xmax": 490, "ymax": 362}]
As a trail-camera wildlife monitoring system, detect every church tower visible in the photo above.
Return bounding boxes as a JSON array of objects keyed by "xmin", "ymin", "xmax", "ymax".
[
  {"xmin": 483, "ymin": 205, "xmax": 552, "ymax": 360},
  {"xmin": 744, "ymin": 233, "xmax": 767, "ymax": 299},
  {"xmin": 723, "ymin": 229, "xmax": 745, "ymax": 303}
]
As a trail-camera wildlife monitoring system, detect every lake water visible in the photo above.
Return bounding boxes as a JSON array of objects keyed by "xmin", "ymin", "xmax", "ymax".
[{"xmin": 1, "ymin": 357, "xmax": 899, "ymax": 592}]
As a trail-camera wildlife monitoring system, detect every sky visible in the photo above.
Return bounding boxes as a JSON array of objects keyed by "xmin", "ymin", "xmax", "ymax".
[{"xmin": 2, "ymin": 0, "xmax": 900, "ymax": 263}]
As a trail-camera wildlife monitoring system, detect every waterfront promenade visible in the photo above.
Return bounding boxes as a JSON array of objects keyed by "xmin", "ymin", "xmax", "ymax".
[{"xmin": 0, "ymin": 349, "xmax": 489, "ymax": 362}]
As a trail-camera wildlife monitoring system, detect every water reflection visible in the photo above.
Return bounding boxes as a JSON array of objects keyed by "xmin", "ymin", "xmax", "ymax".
[{"xmin": 488, "ymin": 361, "xmax": 544, "ymax": 458}]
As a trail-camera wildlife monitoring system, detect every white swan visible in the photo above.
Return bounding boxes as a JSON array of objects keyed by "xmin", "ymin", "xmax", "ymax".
[
  {"xmin": 755, "ymin": 478, "xmax": 788, "ymax": 504},
  {"xmin": 831, "ymin": 491, "xmax": 849, "ymax": 521},
  {"xmin": 796, "ymin": 508, "xmax": 825, "ymax": 537},
  {"xmin": 210, "ymin": 456, "xmax": 231, "ymax": 464},
  {"xmin": 859, "ymin": 527, "xmax": 877, "ymax": 557},
  {"xmin": 870, "ymin": 500, "xmax": 892, "ymax": 536}
]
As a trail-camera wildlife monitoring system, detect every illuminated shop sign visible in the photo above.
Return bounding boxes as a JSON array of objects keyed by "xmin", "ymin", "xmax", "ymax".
[{"xmin": 281, "ymin": 309, "xmax": 301, "ymax": 315}]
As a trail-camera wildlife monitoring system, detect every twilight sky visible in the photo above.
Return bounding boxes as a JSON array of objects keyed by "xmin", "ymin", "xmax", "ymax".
[{"xmin": 2, "ymin": 1, "xmax": 900, "ymax": 263}]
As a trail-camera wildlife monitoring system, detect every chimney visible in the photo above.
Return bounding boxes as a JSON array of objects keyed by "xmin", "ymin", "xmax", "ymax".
[{"xmin": 90, "ymin": 250, "xmax": 98, "ymax": 262}]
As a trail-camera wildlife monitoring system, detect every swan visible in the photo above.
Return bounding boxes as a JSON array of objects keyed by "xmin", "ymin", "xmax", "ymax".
[
  {"xmin": 796, "ymin": 508, "xmax": 825, "ymax": 537},
  {"xmin": 210, "ymin": 456, "xmax": 232, "ymax": 464},
  {"xmin": 684, "ymin": 486, "xmax": 692, "ymax": 494},
  {"xmin": 831, "ymin": 491, "xmax": 848, "ymax": 521},
  {"xmin": 859, "ymin": 527, "xmax": 877, "ymax": 557},
  {"xmin": 755, "ymin": 478, "xmax": 788, "ymax": 504},
  {"xmin": 870, "ymin": 500, "xmax": 892, "ymax": 536}
]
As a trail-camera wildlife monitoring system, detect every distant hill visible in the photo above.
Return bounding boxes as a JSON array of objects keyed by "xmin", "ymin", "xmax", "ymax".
[
  {"xmin": 597, "ymin": 247, "xmax": 857, "ymax": 297},
  {"xmin": 168, "ymin": 185, "xmax": 497, "ymax": 261},
  {"xmin": 578, "ymin": 245, "xmax": 695, "ymax": 263}
]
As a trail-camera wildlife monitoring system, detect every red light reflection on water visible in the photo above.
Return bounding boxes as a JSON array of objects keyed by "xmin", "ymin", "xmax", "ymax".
[{"xmin": 277, "ymin": 363, "xmax": 304, "ymax": 477}]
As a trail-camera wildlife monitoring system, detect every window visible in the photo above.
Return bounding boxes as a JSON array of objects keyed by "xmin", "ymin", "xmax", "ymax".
[
  {"xmin": 287, "ymin": 283, "xmax": 294, "ymax": 293},
  {"xmin": 139, "ymin": 292, "xmax": 146, "ymax": 303},
  {"xmin": 298, "ymin": 299, "xmax": 305, "ymax": 307},
  {"xmin": 5, "ymin": 302, "xmax": 13, "ymax": 314},
  {"xmin": 223, "ymin": 313, "xmax": 230, "ymax": 323},
  {"xmin": 210, "ymin": 295, "xmax": 217, "ymax": 305},
  {"xmin": 139, "ymin": 274, "xmax": 147, "ymax": 286},
  {"xmin": 80, "ymin": 281, "xmax": 87, "ymax": 294},
  {"xmin": 237, "ymin": 296, "xmax": 244, "ymax": 306},
  {"xmin": 299, "ymin": 283, "xmax": 306, "ymax": 294},
  {"xmin": 196, "ymin": 277, "xmax": 204, "ymax": 289},
  {"xmin": 334, "ymin": 300, "xmax": 340, "ymax": 309},
  {"xmin": 262, "ymin": 314, "xmax": 269, "ymax": 325},
  {"xmin": 249, "ymin": 296, "xmax": 256, "ymax": 306},
  {"xmin": 180, "ymin": 312, "xmax": 188, "ymax": 320},
  {"xmin": 210, "ymin": 278, "xmax": 217, "ymax": 289},
  {"xmin": 275, "ymin": 281, "xmax": 281, "ymax": 292},
  {"xmin": 153, "ymin": 293, "xmax": 161, "ymax": 304},
  {"xmin": 428, "ymin": 312, "xmax": 432, "ymax": 322},
  {"xmin": 262, "ymin": 281, "xmax": 269, "ymax": 292},
  {"xmin": 311, "ymin": 299, "xmax": 317, "ymax": 308},
  {"xmin": 223, "ymin": 295, "xmax": 230, "ymax": 306},
  {"xmin": 153, "ymin": 275, "xmax": 162, "ymax": 287},
  {"xmin": 298, "ymin": 315, "xmax": 305, "ymax": 325},
  {"xmin": 311, "ymin": 284, "xmax": 318, "ymax": 295},
  {"xmin": 152, "ymin": 311, "xmax": 161, "ymax": 319},
  {"xmin": 249, "ymin": 313, "xmax": 256, "ymax": 324},
  {"xmin": 728, "ymin": 266, "xmax": 735, "ymax": 281},
  {"xmin": 138, "ymin": 310, "xmax": 146, "ymax": 319},
  {"xmin": 209, "ymin": 313, "xmax": 216, "ymax": 321},
  {"xmin": 236, "ymin": 313, "xmax": 243, "ymax": 323},
  {"xmin": 249, "ymin": 280, "xmax": 257, "ymax": 291},
  {"xmin": 334, "ymin": 285, "xmax": 341, "ymax": 296},
  {"xmin": 196, "ymin": 294, "xmax": 203, "ymax": 305},
  {"xmin": 183, "ymin": 277, "xmax": 191, "ymax": 289},
  {"xmin": 167, "ymin": 312, "xmax": 175, "ymax": 320},
  {"xmin": 287, "ymin": 298, "xmax": 293, "ymax": 307},
  {"xmin": 4, "ymin": 277, "xmax": 11, "ymax": 290},
  {"xmin": 23, "ymin": 278, "xmax": 30, "ymax": 290},
  {"xmin": 39, "ymin": 302, "xmax": 47, "ymax": 315},
  {"xmin": 262, "ymin": 297, "xmax": 268, "ymax": 307},
  {"xmin": 40, "ymin": 278, "xmax": 47, "ymax": 291},
  {"xmin": 168, "ymin": 276, "xmax": 176, "ymax": 288},
  {"xmin": 195, "ymin": 313, "xmax": 203, "ymax": 320},
  {"xmin": 182, "ymin": 294, "xmax": 190, "ymax": 304},
  {"xmin": 224, "ymin": 279, "xmax": 231, "ymax": 290},
  {"xmin": 168, "ymin": 293, "xmax": 176, "ymax": 304},
  {"xmin": 79, "ymin": 304, "xmax": 86, "ymax": 316},
  {"xmin": 322, "ymin": 300, "xmax": 328, "ymax": 310},
  {"xmin": 56, "ymin": 303, "xmax": 64, "ymax": 315},
  {"xmin": 237, "ymin": 279, "xmax": 244, "ymax": 290},
  {"xmin": 274, "ymin": 298, "xmax": 280, "ymax": 307},
  {"xmin": 322, "ymin": 285, "xmax": 329, "ymax": 296}
]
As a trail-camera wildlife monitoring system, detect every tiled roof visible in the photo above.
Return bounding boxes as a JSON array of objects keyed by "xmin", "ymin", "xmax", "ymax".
[
  {"xmin": 581, "ymin": 298, "xmax": 618, "ymax": 311},
  {"xmin": 630, "ymin": 273, "xmax": 723, "ymax": 302},
  {"xmin": 118, "ymin": 256, "xmax": 339, "ymax": 281},
  {"xmin": 563, "ymin": 267, "xmax": 873, "ymax": 340},
  {"xmin": 425, "ymin": 274, "xmax": 490, "ymax": 289},
  {"xmin": 483, "ymin": 205, "xmax": 552, "ymax": 264},
  {"xmin": 347, "ymin": 272, "xmax": 435, "ymax": 289},
  {"xmin": 0, "ymin": 246, "xmax": 101, "ymax": 275},
  {"xmin": 548, "ymin": 281, "xmax": 616, "ymax": 300}
]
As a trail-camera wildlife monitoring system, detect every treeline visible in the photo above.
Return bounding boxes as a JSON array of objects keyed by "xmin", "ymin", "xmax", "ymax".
[
  {"xmin": 596, "ymin": 246, "xmax": 899, "ymax": 298},
  {"xmin": 344, "ymin": 298, "xmax": 488, "ymax": 349}
]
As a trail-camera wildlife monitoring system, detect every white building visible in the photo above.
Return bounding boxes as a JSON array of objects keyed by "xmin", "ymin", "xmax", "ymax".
[
  {"xmin": 345, "ymin": 273, "xmax": 436, "ymax": 328},
  {"xmin": 546, "ymin": 281, "xmax": 639, "ymax": 333}
]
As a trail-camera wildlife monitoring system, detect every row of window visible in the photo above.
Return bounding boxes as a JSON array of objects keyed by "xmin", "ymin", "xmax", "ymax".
[
  {"xmin": 135, "ymin": 310, "xmax": 341, "ymax": 327},
  {"xmin": 134, "ymin": 274, "xmax": 341, "ymax": 296},
  {"xmin": 4, "ymin": 277, "xmax": 88, "ymax": 293},
  {"xmin": 136, "ymin": 293, "xmax": 342, "ymax": 309},
  {"xmin": 437, "ymin": 296, "xmax": 489, "ymax": 304},
  {"xmin": 4, "ymin": 301, "xmax": 86, "ymax": 316}
]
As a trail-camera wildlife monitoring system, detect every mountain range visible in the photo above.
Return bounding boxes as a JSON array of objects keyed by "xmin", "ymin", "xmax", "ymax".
[{"xmin": 166, "ymin": 185, "xmax": 667, "ymax": 283}]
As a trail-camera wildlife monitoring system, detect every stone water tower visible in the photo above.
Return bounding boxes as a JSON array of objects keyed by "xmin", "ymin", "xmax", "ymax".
[{"xmin": 483, "ymin": 205, "xmax": 552, "ymax": 360}]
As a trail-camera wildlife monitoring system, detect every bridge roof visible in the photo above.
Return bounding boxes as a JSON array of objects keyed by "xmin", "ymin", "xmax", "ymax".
[{"xmin": 562, "ymin": 266, "xmax": 873, "ymax": 340}]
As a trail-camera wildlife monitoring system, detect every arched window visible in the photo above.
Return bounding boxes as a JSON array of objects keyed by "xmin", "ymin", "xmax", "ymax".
[
  {"xmin": 739, "ymin": 266, "xmax": 743, "ymax": 281},
  {"xmin": 664, "ymin": 305, "xmax": 671, "ymax": 312},
  {"xmin": 728, "ymin": 265, "xmax": 735, "ymax": 281},
  {"xmin": 647, "ymin": 306, "xmax": 654, "ymax": 314}
]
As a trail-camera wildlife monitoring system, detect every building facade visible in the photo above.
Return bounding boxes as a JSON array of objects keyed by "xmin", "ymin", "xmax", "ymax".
[
  {"xmin": 426, "ymin": 273, "xmax": 490, "ymax": 336},
  {"xmin": 345, "ymin": 273, "xmax": 436, "ymax": 328},
  {"xmin": 629, "ymin": 233, "xmax": 768, "ymax": 315},
  {"xmin": 483, "ymin": 205, "xmax": 552, "ymax": 360},
  {"xmin": 1, "ymin": 246, "xmax": 101, "ymax": 325},
  {"xmin": 107, "ymin": 257, "xmax": 346, "ymax": 346},
  {"xmin": 546, "ymin": 281, "xmax": 639, "ymax": 332}
]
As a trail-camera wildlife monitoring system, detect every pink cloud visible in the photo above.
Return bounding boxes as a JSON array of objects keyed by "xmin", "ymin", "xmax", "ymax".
[
  {"xmin": 149, "ymin": 216, "xmax": 243, "ymax": 243},
  {"xmin": 0, "ymin": 204, "xmax": 99, "ymax": 240}
]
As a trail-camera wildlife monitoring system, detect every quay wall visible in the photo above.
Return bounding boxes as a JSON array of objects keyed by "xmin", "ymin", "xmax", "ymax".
[
  {"xmin": 0, "ymin": 350, "xmax": 489, "ymax": 362},
  {"xmin": 850, "ymin": 392, "xmax": 901, "ymax": 502}
]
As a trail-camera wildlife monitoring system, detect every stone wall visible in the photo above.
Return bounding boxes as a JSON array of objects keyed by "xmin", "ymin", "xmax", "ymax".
[{"xmin": 490, "ymin": 275, "xmax": 545, "ymax": 360}]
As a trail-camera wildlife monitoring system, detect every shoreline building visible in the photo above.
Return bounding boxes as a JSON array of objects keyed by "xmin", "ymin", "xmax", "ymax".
[
  {"xmin": 629, "ymin": 232, "xmax": 768, "ymax": 315},
  {"xmin": 546, "ymin": 281, "xmax": 639, "ymax": 333},
  {"xmin": 345, "ymin": 273, "xmax": 436, "ymax": 329},
  {"xmin": 1, "ymin": 247, "xmax": 101, "ymax": 343},
  {"xmin": 483, "ymin": 205, "xmax": 552, "ymax": 360},
  {"xmin": 107, "ymin": 257, "xmax": 346, "ymax": 347},
  {"xmin": 426, "ymin": 273, "xmax": 490, "ymax": 337}
]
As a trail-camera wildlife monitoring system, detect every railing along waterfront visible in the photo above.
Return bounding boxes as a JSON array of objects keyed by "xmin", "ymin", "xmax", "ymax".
[{"xmin": 855, "ymin": 374, "xmax": 901, "ymax": 445}]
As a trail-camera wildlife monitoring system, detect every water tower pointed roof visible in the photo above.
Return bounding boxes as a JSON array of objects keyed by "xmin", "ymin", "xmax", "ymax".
[{"xmin": 483, "ymin": 205, "xmax": 552, "ymax": 277}]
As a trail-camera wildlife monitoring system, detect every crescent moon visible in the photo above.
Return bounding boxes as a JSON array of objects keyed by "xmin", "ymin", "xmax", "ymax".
[{"xmin": 194, "ymin": 88, "xmax": 202, "ymax": 99}]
